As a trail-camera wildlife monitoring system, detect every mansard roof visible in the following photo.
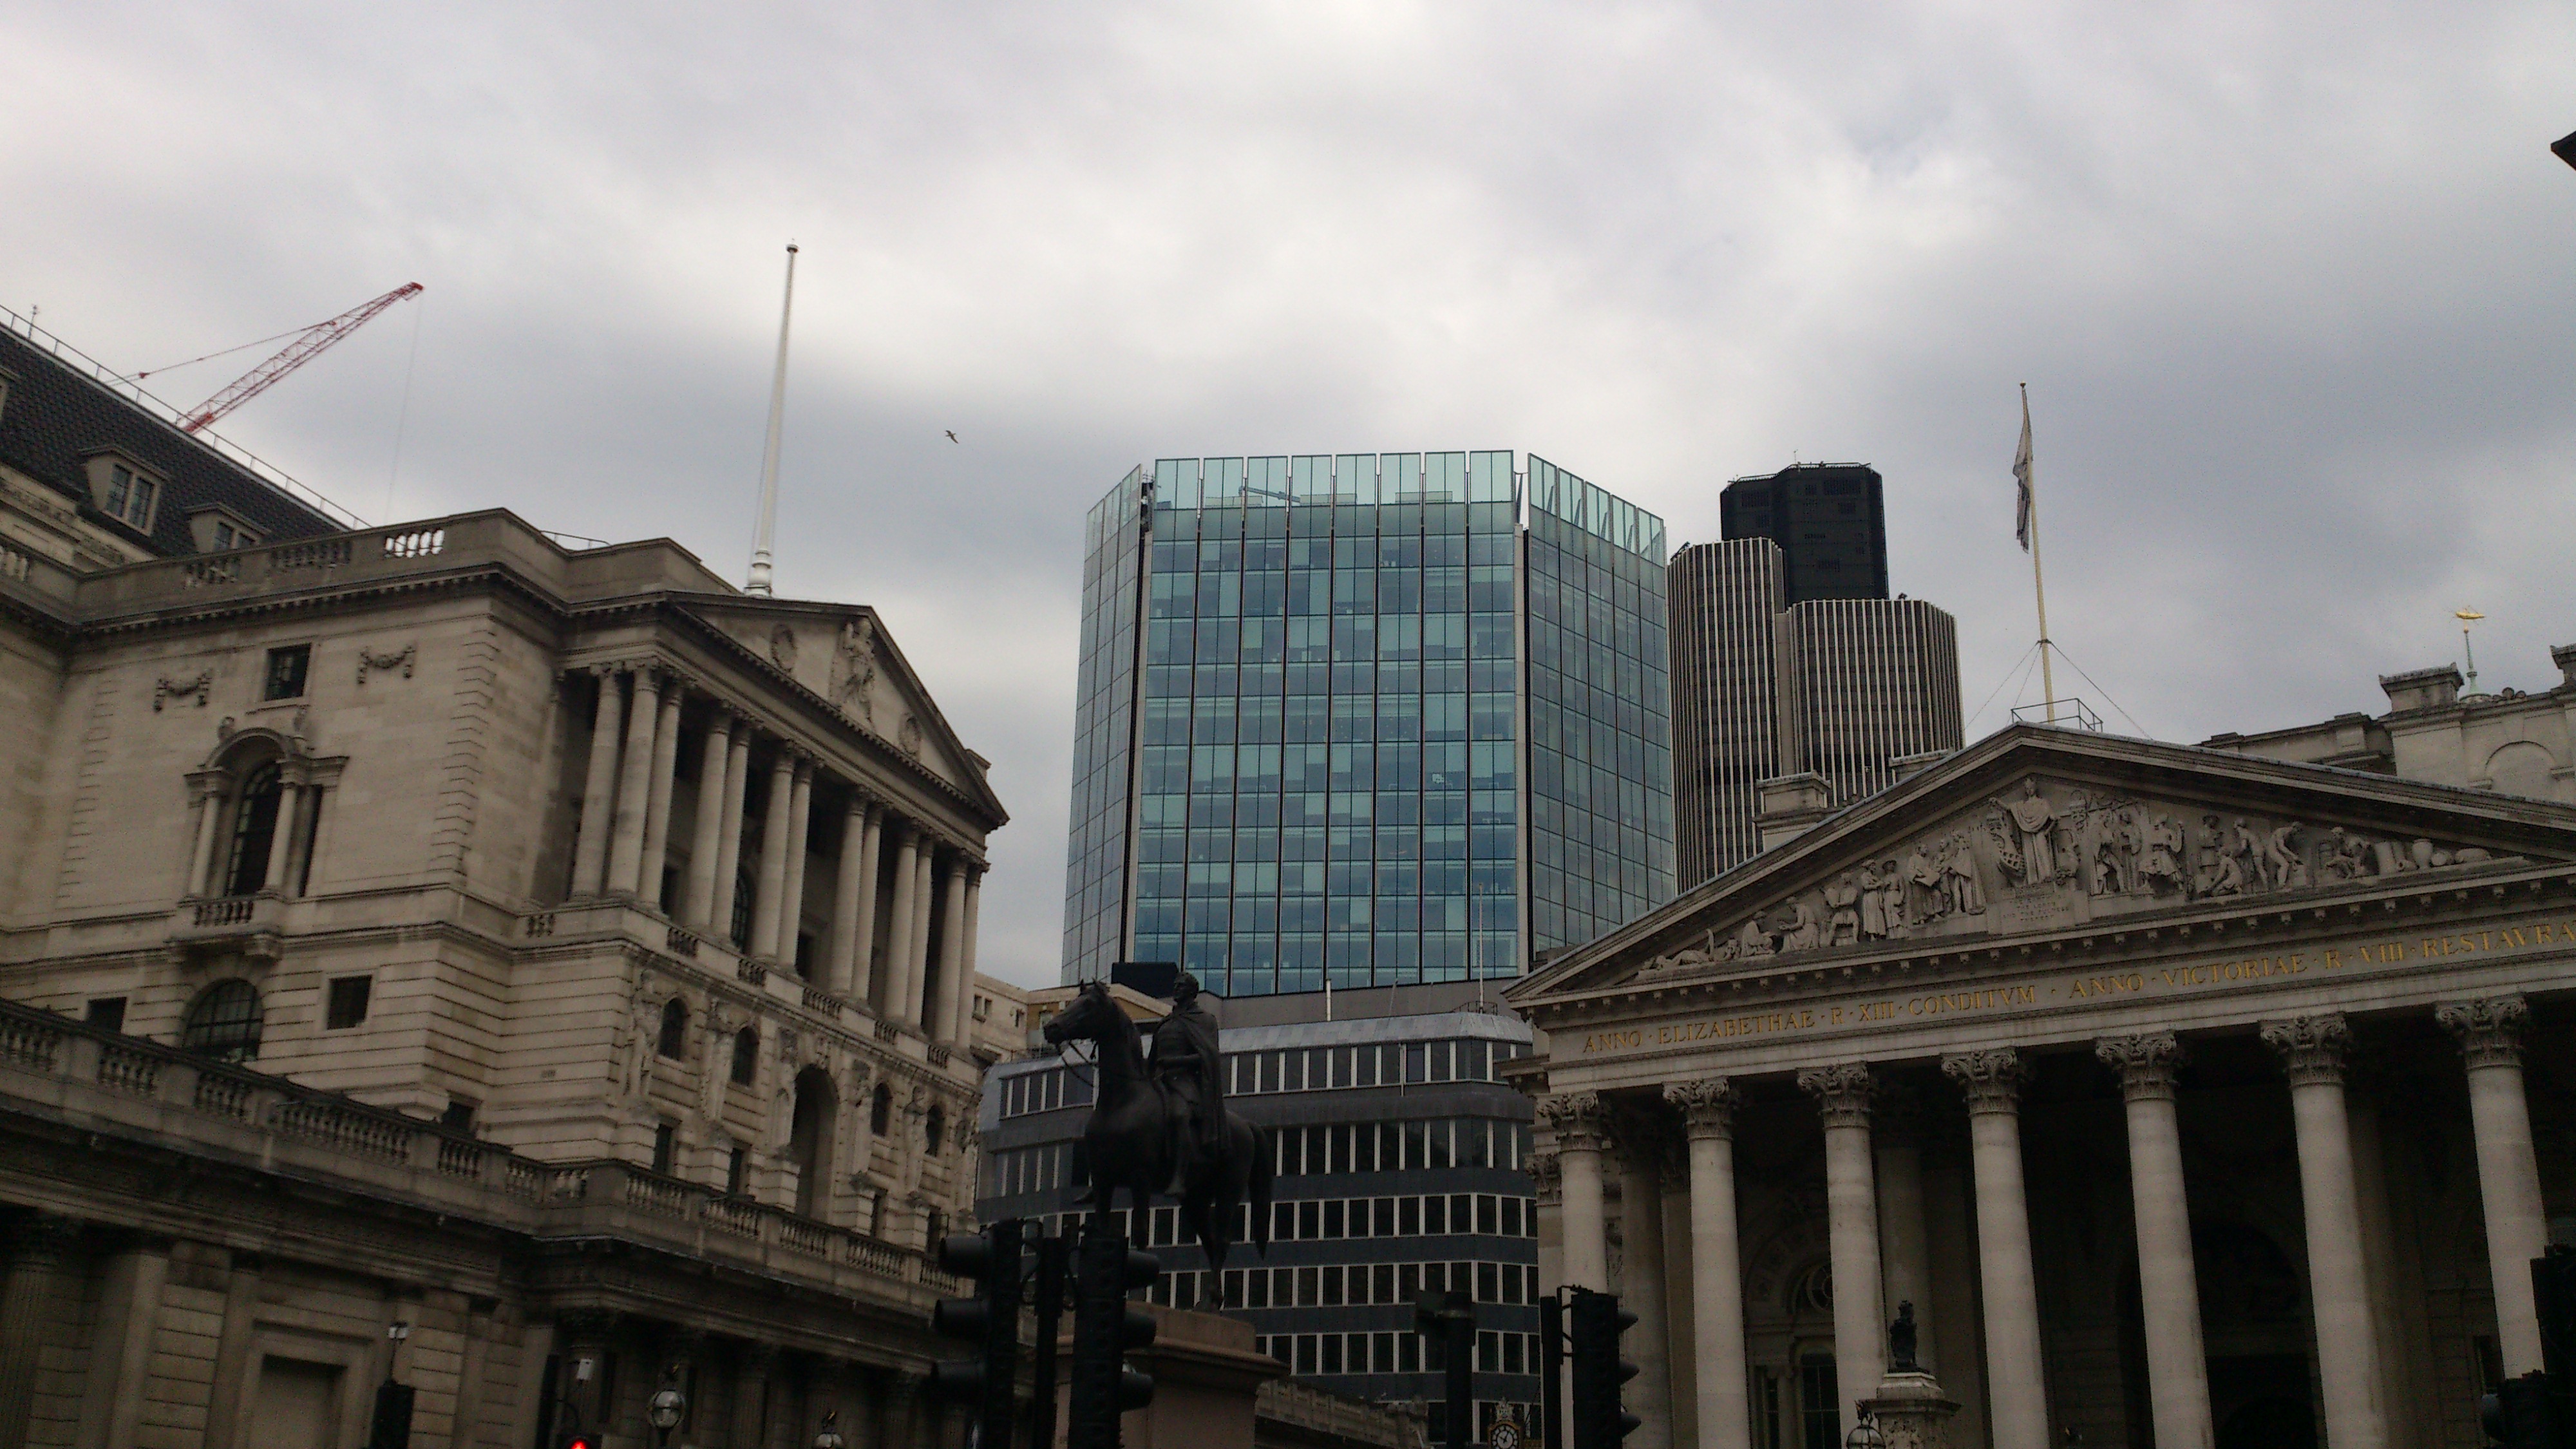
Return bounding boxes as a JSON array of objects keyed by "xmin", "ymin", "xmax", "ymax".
[
  {"xmin": 1509, "ymin": 723, "xmax": 2576, "ymax": 1009},
  {"xmin": 0, "ymin": 322, "xmax": 345, "ymax": 555}
]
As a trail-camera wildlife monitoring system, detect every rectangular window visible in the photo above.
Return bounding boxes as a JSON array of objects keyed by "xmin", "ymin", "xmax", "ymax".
[
  {"xmin": 1477, "ymin": 1195, "xmax": 1499, "ymax": 1236},
  {"xmin": 1399, "ymin": 1333, "xmax": 1419, "ymax": 1374},
  {"xmin": 1322, "ymin": 1265, "xmax": 1343, "ymax": 1306},
  {"xmin": 1323, "ymin": 1200, "xmax": 1345, "ymax": 1239},
  {"xmin": 652, "ymin": 1121, "xmax": 676, "ymax": 1174},
  {"xmin": 1425, "ymin": 1196, "xmax": 1446, "ymax": 1235},
  {"xmin": 264, "ymin": 645, "xmax": 312, "ymax": 701},
  {"xmin": 1400, "ymin": 1196, "xmax": 1420, "ymax": 1237},
  {"xmin": 325, "ymin": 974, "xmax": 372, "ymax": 1030},
  {"xmin": 726, "ymin": 1143, "xmax": 748, "ymax": 1195},
  {"xmin": 1399, "ymin": 1262, "xmax": 1420, "ymax": 1302},
  {"xmin": 85, "ymin": 997, "xmax": 126, "ymax": 1032}
]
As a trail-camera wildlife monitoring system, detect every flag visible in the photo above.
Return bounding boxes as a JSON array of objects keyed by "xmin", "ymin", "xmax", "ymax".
[{"xmin": 2011, "ymin": 386, "xmax": 2036, "ymax": 553}]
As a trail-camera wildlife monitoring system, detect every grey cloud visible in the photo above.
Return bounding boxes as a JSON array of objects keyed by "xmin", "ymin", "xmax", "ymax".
[{"xmin": 10, "ymin": 0, "xmax": 2571, "ymax": 984}]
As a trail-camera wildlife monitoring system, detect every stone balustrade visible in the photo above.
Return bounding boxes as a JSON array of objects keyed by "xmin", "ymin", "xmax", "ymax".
[{"xmin": 0, "ymin": 995, "xmax": 949, "ymax": 1303}]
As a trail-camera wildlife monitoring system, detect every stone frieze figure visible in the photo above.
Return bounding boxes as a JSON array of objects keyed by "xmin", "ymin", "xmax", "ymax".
[
  {"xmin": 1942, "ymin": 831, "xmax": 1986, "ymax": 914},
  {"xmin": 1857, "ymin": 862, "xmax": 1889, "ymax": 939},
  {"xmin": 1823, "ymin": 874, "xmax": 1862, "ymax": 944},
  {"xmin": 1998, "ymin": 779, "xmax": 2061, "ymax": 886}
]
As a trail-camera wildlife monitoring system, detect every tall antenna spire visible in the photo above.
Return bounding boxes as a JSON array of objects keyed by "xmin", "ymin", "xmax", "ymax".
[{"xmin": 746, "ymin": 242, "xmax": 799, "ymax": 596}]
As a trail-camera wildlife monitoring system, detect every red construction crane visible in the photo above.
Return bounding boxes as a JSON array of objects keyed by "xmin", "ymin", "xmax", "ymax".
[{"xmin": 176, "ymin": 283, "xmax": 424, "ymax": 433}]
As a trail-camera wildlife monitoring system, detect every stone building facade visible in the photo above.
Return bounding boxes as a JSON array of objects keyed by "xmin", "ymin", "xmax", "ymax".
[
  {"xmin": 1506, "ymin": 724, "xmax": 2576, "ymax": 1449},
  {"xmin": 0, "ymin": 317, "xmax": 1015, "ymax": 1449},
  {"xmin": 2203, "ymin": 643, "xmax": 2576, "ymax": 805}
]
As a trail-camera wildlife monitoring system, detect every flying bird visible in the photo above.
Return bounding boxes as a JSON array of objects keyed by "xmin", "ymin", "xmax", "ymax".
[{"xmin": 945, "ymin": 430, "xmax": 960, "ymax": 444}]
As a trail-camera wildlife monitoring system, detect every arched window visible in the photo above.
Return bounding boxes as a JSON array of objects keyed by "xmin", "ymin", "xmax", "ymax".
[
  {"xmin": 730, "ymin": 1027, "xmax": 760, "ymax": 1086},
  {"xmin": 182, "ymin": 980, "xmax": 263, "ymax": 1063},
  {"xmin": 656, "ymin": 998, "xmax": 689, "ymax": 1059},
  {"xmin": 925, "ymin": 1104, "xmax": 945, "ymax": 1157},
  {"xmin": 870, "ymin": 1082, "xmax": 893, "ymax": 1135},
  {"xmin": 222, "ymin": 763, "xmax": 283, "ymax": 897}
]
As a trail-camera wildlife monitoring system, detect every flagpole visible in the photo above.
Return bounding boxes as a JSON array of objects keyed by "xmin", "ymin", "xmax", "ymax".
[{"xmin": 2020, "ymin": 383, "xmax": 2058, "ymax": 723}]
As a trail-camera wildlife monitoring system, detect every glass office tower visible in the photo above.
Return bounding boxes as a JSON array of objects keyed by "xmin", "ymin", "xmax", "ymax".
[{"xmin": 1061, "ymin": 451, "xmax": 1674, "ymax": 993}]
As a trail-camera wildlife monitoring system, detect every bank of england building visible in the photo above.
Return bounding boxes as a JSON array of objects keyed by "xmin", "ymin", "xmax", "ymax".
[
  {"xmin": 0, "ymin": 314, "xmax": 1018, "ymax": 1448},
  {"xmin": 1508, "ymin": 718, "xmax": 2576, "ymax": 1449}
]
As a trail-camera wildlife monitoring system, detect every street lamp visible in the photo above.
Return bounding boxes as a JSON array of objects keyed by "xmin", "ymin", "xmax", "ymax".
[
  {"xmin": 647, "ymin": 1368, "xmax": 687, "ymax": 1448},
  {"xmin": 811, "ymin": 1409, "xmax": 846, "ymax": 1449},
  {"xmin": 1844, "ymin": 1416, "xmax": 1886, "ymax": 1449}
]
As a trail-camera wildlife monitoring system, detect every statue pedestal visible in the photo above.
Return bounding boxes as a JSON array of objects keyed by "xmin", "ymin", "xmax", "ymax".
[
  {"xmin": 1859, "ymin": 1370, "xmax": 1961, "ymax": 1449},
  {"xmin": 1048, "ymin": 1304, "xmax": 1283, "ymax": 1449}
]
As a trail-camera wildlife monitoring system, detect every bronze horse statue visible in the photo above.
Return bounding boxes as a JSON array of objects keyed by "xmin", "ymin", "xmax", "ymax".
[{"xmin": 1041, "ymin": 981, "xmax": 1271, "ymax": 1302}]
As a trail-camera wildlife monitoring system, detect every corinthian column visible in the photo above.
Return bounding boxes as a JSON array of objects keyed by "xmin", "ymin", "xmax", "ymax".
[
  {"xmin": 1665, "ymin": 1079, "xmax": 1748, "ymax": 1449},
  {"xmin": 637, "ymin": 679, "xmax": 686, "ymax": 909},
  {"xmin": 572, "ymin": 668, "xmax": 623, "ymax": 896},
  {"xmin": 750, "ymin": 749, "xmax": 797, "ymax": 960},
  {"xmin": 710, "ymin": 725, "xmax": 752, "ymax": 942},
  {"xmin": 1942, "ymin": 1048, "xmax": 2049, "ymax": 1449},
  {"xmin": 881, "ymin": 824, "xmax": 920, "ymax": 1021},
  {"xmin": 828, "ymin": 799, "xmax": 873, "ymax": 996},
  {"xmin": 1797, "ymin": 1063, "xmax": 1882, "ymax": 1442},
  {"xmin": 777, "ymin": 757, "xmax": 815, "ymax": 970},
  {"xmin": 683, "ymin": 709, "xmax": 733, "ymax": 928},
  {"xmin": 2262, "ymin": 1014, "xmax": 2387, "ymax": 1449},
  {"xmin": 607, "ymin": 667, "xmax": 662, "ymax": 895},
  {"xmin": 2096, "ymin": 1032, "xmax": 2214, "ymax": 1449},
  {"xmin": 934, "ymin": 864, "xmax": 971, "ymax": 1044},
  {"xmin": 2439, "ymin": 996, "xmax": 2550, "ymax": 1376},
  {"xmin": 1539, "ymin": 1092, "xmax": 1611, "ymax": 1291},
  {"xmin": 1616, "ymin": 1135, "xmax": 1672, "ymax": 1449}
]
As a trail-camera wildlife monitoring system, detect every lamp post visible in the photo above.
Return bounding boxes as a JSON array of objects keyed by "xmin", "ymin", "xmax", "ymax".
[
  {"xmin": 647, "ymin": 1368, "xmax": 687, "ymax": 1448},
  {"xmin": 812, "ymin": 1409, "xmax": 847, "ymax": 1449},
  {"xmin": 1844, "ymin": 1416, "xmax": 1886, "ymax": 1449}
]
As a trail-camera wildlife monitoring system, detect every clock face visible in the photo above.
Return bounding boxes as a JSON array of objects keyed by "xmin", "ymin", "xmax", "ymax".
[{"xmin": 1490, "ymin": 1421, "xmax": 1521, "ymax": 1449}]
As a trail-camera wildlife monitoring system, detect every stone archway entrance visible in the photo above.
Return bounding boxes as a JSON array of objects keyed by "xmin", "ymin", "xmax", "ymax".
[{"xmin": 790, "ymin": 1065, "xmax": 837, "ymax": 1218}]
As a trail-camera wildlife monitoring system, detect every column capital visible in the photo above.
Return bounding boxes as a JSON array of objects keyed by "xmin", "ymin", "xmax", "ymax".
[
  {"xmin": 1797, "ymin": 1061, "xmax": 1873, "ymax": 1128},
  {"xmin": 5, "ymin": 1208, "xmax": 84, "ymax": 1268},
  {"xmin": 1663, "ymin": 1078, "xmax": 1741, "ymax": 1139},
  {"xmin": 1537, "ymin": 1090, "xmax": 1610, "ymax": 1151},
  {"xmin": 2437, "ymin": 995, "xmax": 2529, "ymax": 1070},
  {"xmin": 2096, "ymin": 1032, "xmax": 2185, "ymax": 1101},
  {"xmin": 2260, "ymin": 1013, "xmax": 2352, "ymax": 1086},
  {"xmin": 1942, "ymin": 1047, "xmax": 2028, "ymax": 1114},
  {"xmin": 1529, "ymin": 1151, "xmax": 1561, "ymax": 1205}
]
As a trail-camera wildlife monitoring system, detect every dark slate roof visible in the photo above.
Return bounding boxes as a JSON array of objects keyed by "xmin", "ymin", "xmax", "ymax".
[{"xmin": 0, "ymin": 323, "xmax": 345, "ymax": 556}]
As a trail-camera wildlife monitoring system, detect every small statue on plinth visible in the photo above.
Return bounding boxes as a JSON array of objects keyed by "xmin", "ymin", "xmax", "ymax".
[{"xmin": 1888, "ymin": 1302, "xmax": 1920, "ymax": 1372}]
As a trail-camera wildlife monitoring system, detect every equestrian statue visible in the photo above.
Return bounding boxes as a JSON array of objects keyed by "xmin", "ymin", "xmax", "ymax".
[{"xmin": 1041, "ymin": 974, "xmax": 1271, "ymax": 1303}]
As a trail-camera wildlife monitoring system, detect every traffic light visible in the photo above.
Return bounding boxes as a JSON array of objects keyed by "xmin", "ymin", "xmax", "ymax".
[
  {"xmin": 1567, "ymin": 1288, "xmax": 1640, "ymax": 1449},
  {"xmin": 1067, "ymin": 1213, "xmax": 1159, "ymax": 1449},
  {"xmin": 2481, "ymin": 1373, "xmax": 2553, "ymax": 1448},
  {"xmin": 1414, "ymin": 1290, "xmax": 1476, "ymax": 1449},
  {"xmin": 929, "ymin": 1220, "xmax": 1025, "ymax": 1449},
  {"xmin": 554, "ymin": 1435, "xmax": 594, "ymax": 1449}
]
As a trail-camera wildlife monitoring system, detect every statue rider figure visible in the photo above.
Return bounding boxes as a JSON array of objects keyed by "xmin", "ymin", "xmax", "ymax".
[{"xmin": 1148, "ymin": 972, "xmax": 1226, "ymax": 1191}]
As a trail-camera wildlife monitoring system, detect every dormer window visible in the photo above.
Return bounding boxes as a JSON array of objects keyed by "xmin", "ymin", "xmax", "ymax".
[
  {"xmin": 188, "ymin": 506, "xmax": 261, "ymax": 554},
  {"xmin": 83, "ymin": 453, "xmax": 162, "ymax": 533}
]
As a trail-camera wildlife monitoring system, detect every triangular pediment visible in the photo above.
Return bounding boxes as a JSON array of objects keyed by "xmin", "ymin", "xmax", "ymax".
[
  {"xmin": 1512, "ymin": 725, "xmax": 2576, "ymax": 1003},
  {"xmin": 677, "ymin": 596, "xmax": 1000, "ymax": 816}
]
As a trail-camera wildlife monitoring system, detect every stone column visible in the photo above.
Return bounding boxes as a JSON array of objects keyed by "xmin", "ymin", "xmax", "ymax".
[
  {"xmin": 960, "ymin": 866, "xmax": 983, "ymax": 1024},
  {"xmin": 883, "ymin": 1367, "xmax": 925, "ymax": 1449},
  {"xmin": 75, "ymin": 1238, "xmax": 170, "ymax": 1449},
  {"xmin": 200, "ymin": 1249, "xmax": 266, "ymax": 1449},
  {"xmin": 184, "ymin": 770, "xmax": 229, "ymax": 897},
  {"xmin": 1618, "ymin": 1141, "xmax": 1672, "ymax": 1449},
  {"xmin": 712, "ymin": 726, "xmax": 753, "ymax": 942},
  {"xmin": 1797, "ymin": 1063, "xmax": 1882, "ymax": 1444},
  {"xmin": 261, "ymin": 774, "xmax": 305, "ymax": 894},
  {"xmin": 2262, "ymin": 1014, "xmax": 2387, "ymax": 1449},
  {"xmin": 1540, "ymin": 1092, "xmax": 1612, "ymax": 1291},
  {"xmin": 848, "ymin": 807, "xmax": 885, "ymax": 1004},
  {"xmin": 684, "ymin": 710, "xmax": 734, "ymax": 929},
  {"xmin": 0, "ymin": 1212, "xmax": 79, "ymax": 1449},
  {"xmin": 1665, "ymin": 1080, "xmax": 1748, "ymax": 1449},
  {"xmin": 2095, "ymin": 1032, "xmax": 2215, "ymax": 1449},
  {"xmin": 1940, "ymin": 1048, "xmax": 2048, "ymax": 1449},
  {"xmin": 750, "ymin": 749, "xmax": 798, "ymax": 961},
  {"xmin": 1873, "ymin": 1086, "xmax": 1935, "ymax": 1374},
  {"xmin": 573, "ymin": 668, "xmax": 624, "ymax": 896},
  {"xmin": 732, "ymin": 1341, "xmax": 777, "ymax": 1449},
  {"xmin": 638, "ymin": 679, "xmax": 686, "ymax": 909},
  {"xmin": 828, "ymin": 800, "xmax": 873, "ymax": 997},
  {"xmin": 608, "ymin": 668, "xmax": 663, "ymax": 895},
  {"xmin": 777, "ymin": 757, "xmax": 815, "ymax": 972},
  {"xmin": 934, "ymin": 863, "xmax": 970, "ymax": 1043},
  {"xmin": 881, "ymin": 824, "xmax": 919, "ymax": 1021},
  {"xmin": 2439, "ymin": 996, "xmax": 2550, "ymax": 1376},
  {"xmin": 909, "ymin": 846, "xmax": 937, "ymax": 1024}
]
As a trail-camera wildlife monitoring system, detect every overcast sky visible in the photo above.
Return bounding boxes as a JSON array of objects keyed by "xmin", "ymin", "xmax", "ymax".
[{"xmin": 13, "ymin": 1, "xmax": 2573, "ymax": 987}]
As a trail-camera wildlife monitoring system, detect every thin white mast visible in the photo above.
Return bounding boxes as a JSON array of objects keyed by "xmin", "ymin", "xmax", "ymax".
[{"xmin": 746, "ymin": 242, "xmax": 799, "ymax": 596}]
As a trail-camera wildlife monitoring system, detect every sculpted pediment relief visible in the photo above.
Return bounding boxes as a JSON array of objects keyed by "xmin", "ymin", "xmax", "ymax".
[
  {"xmin": 1622, "ymin": 773, "xmax": 2526, "ymax": 985},
  {"xmin": 686, "ymin": 601, "xmax": 988, "ymax": 796}
]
